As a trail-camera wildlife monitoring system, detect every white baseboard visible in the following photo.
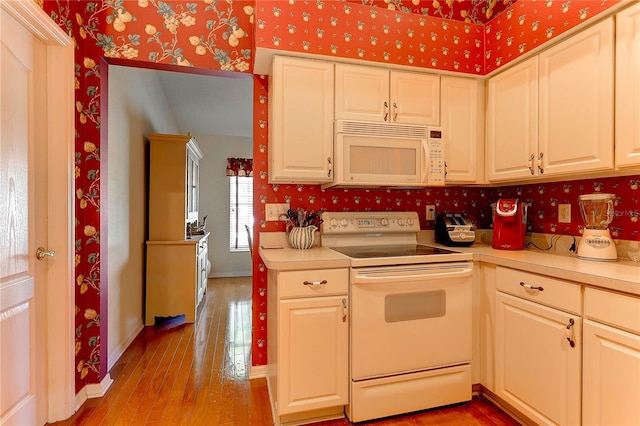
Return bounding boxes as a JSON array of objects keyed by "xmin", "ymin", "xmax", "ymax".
[
  {"xmin": 75, "ymin": 373, "xmax": 114, "ymax": 410},
  {"xmin": 249, "ymin": 364, "xmax": 267, "ymax": 379},
  {"xmin": 107, "ymin": 321, "xmax": 144, "ymax": 371}
]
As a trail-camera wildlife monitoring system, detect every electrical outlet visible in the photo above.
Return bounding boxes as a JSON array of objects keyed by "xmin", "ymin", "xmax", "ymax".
[
  {"xmin": 265, "ymin": 203, "xmax": 290, "ymax": 221},
  {"xmin": 426, "ymin": 205, "xmax": 436, "ymax": 221},
  {"xmin": 558, "ymin": 204, "xmax": 571, "ymax": 223}
]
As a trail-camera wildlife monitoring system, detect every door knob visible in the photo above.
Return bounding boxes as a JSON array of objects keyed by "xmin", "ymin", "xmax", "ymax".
[{"xmin": 36, "ymin": 247, "xmax": 55, "ymax": 260}]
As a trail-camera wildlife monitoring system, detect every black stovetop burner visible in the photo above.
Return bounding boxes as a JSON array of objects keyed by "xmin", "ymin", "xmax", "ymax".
[{"xmin": 330, "ymin": 244, "xmax": 459, "ymax": 259}]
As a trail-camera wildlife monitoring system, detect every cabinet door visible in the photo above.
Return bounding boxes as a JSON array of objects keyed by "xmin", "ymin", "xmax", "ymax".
[
  {"xmin": 486, "ymin": 57, "xmax": 539, "ymax": 182},
  {"xmin": 441, "ymin": 76, "xmax": 484, "ymax": 183},
  {"xmin": 496, "ymin": 292, "xmax": 581, "ymax": 425},
  {"xmin": 186, "ymin": 146, "xmax": 200, "ymax": 223},
  {"xmin": 539, "ymin": 18, "xmax": 614, "ymax": 176},
  {"xmin": 278, "ymin": 296, "xmax": 348, "ymax": 415},
  {"xmin": 335, "ymin": 63, "xmax": 389, "ymax": 122},
  {"xmin": 390, "ymin": 71, "xmax": 440, "ymax": 126},
  {"xmin": 583, "ymin": 319, "xmax": 640, "ymax": 426},
  {"xmin": 615, "ymin": 2, "xmax": 640, "ymax": 169},
  {"xmin": 269, "ymin": 56, "xmax": 334, "ymax": 183}
]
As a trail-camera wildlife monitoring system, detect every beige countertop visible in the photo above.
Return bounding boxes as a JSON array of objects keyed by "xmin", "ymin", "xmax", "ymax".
[{"xmin": 259, "ymin": 232, "xmax": 640, "ymax": 296}]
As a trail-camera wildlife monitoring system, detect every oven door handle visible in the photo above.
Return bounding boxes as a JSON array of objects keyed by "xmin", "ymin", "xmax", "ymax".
[{"xmin": 352, "ymin": 266, "xmax": 472, "ymax": 284}]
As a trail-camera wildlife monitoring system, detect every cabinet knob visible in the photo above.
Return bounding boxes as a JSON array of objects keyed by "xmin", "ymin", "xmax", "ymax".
[
  {"xmin": 520, "ymin": 281, "xmax": 544, "ymax": 292},
  {"xmin": 528, "ymin": 154, "xmax": 535, "ymax": 175},
  {"xmin": 383, "ymin": 101, "xmax": 389, "ymax": 122},
  {"xmin": 565, "ymin": 318, "xmax": 576, "ymax": 348},
  {"xmin": 303, "ymin": 280, "xmax": 327, "ymax": 288},
  {"xmin": 342, "ymin": 298, "xmax": 348, "ymax": 323},
  {"xmin": 393, "ymin": 102, "xmax": 398, "ymax": 122},
  {"xmin": 537, "ymin": 152, "xmax": 544, "ymax": 174}
]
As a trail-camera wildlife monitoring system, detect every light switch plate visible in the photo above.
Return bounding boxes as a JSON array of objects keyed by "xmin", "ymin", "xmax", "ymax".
[
  {"xmin": 426, "ymin": 205, "xmax": 436, "ymax": 221},
  {"xmin": 558, "ymin": 204, "xmax": 571, "ymax": 223},
  {"xmin": 266, "ymin": 203, "xmax": 290, "ymax": 221}
]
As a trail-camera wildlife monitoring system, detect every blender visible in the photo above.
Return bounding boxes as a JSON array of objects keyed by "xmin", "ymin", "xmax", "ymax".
[{"xmin": 577, "ymin": 193, "xmax": 617, "ymax": 261}]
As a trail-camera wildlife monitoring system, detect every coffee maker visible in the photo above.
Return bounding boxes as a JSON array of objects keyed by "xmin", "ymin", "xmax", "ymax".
[
  {"xmin": 577, "ymin": 193, "xmax": 617, "ymax": 261},
  {"xmin": 492, "ymin": 199, "xmax": 528, "ymax": 250}
]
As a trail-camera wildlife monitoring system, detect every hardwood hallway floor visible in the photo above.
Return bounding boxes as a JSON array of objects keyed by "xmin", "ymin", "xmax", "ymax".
[{"xmin": 51, "ymin": 277, "xmax": 519, "ymax": 426}]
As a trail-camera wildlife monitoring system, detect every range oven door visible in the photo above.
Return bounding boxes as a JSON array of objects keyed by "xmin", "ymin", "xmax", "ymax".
[{"xmin": 350, "ymin": 262, "xmax": 473, "ymax": 380}]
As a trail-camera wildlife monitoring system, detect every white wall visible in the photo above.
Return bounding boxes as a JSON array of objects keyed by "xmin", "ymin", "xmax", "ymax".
[
  {"xmin": 106, "ymin": 65, "xmax": 179, "ymax": 370},
  {"xmin": 197, "ymin": 135, "xmax": 253, "ymax": 277}
]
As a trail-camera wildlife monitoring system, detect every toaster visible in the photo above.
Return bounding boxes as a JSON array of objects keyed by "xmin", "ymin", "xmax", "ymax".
[{"xmin": 435, "ymin": 213, "xmax": 476, "ymax": 247}]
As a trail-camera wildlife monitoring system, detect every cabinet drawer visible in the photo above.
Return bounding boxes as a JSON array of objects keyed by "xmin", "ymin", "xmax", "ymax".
[
  {"xmin": 278, "ymin": 269, "xmax": 348, "ymax": 298},
  {"xmin": 197, "ymin": 236, "xmax": 207, "ymax": 254},
  {"xmin": 585, "ymin": 286, "xmax": 640, "ymax": 335},
  {"xmin": 496, "ymin": 266, "xmax": 581, "ymax": 315}
]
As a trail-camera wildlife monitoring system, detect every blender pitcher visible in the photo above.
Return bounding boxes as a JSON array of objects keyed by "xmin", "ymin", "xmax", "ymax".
[{"xmin": 577, "ymin": 193, "xmax": 617, "ymax": 261}]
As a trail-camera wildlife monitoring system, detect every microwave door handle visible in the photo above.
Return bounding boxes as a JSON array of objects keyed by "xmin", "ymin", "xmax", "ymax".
[{"xmin": 421, "ymin": 140, "xmax": 428, "ymax": 183}]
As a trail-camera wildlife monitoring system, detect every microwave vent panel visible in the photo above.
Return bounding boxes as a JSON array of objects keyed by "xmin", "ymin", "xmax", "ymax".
[{"xmin": 336, "ymin": 120, "xmax": 429, "ymax": 139}]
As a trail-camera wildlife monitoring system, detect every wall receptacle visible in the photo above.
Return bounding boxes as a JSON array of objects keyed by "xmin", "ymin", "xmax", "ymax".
[
  {"xmin": 558, "ymin": 204, "xmax": 571, "ymax": 223},
  {"xmin": 266, "ymin": 203, "xmax": 290, "ymax": 221},
  {"xmin": 426, "ymin": 205, "xmax": 436, "ymax": 221}
]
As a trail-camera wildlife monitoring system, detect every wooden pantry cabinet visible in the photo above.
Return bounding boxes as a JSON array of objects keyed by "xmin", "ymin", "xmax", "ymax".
[
  {"xmin": 487, "ymin": 18, "xmax": 614, "ymax": 182},
  {"xmin": 269, "ymin": 56, "xmax": 334, "ymax": 184},
  {"xmin": 145, "ymin": 133, "xmax": 208, "ymax": 325},
  {"xmin": 335, "ymin": 63, "xmax": 440, "ymax": 126},
  {"xmin": 267, "ymin": 268, "xmax": 349, "ymax": 425},
  {"xmin": 615, "ymin": 2, "xmax": 640, "ymax": 169}
]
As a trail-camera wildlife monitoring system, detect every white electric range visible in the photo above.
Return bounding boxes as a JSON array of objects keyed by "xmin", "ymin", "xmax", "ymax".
[{"xmin": 321, "ymin": 211, "xmax": 473, "ymax": 423}]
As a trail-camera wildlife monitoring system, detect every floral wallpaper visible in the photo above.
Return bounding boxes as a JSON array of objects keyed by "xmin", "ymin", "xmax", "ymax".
[
  {"xmin": 40, "ymin": 0, "xmax": 631, "ymax": 391},
  {"xmin": 352, "ymin": 0, "xmax": 516, "ymax": 23}
]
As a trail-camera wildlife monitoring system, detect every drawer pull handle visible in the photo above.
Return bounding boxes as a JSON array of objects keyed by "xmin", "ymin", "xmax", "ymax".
[
  {"xmin": 303, "ymin": 280, "xmax": 327, "ymax": 288},
  {"xmin": 520, "ymin": 281, "xmax": 544, "ymax": 291},
  {"xmin": 565, "ymin": 318, "xmax": 576, "ymax": 348}
]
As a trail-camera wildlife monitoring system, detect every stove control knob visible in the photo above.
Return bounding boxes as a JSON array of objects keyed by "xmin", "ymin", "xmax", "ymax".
[
  {"xmin": 340, "ymin": 219, "xmax": 349, "ymax": 227},
  {"xmin": 407, "ymin": 218, "xmax": 415, "ymax": 226},
  {"xmin": 398, "ymin": 218, "xmax": 405, "ymax": 226},
  {"xmin": 380, "ymin": 218, "xmax": 389, "ymax": 227},
  {"xmin": 329, "ymin": 218, "xmax": 339, "ymax": 228}
]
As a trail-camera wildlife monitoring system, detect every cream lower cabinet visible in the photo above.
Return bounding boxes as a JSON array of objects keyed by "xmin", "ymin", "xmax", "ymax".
[
  {"xmin": 268, "ymin": 56, "xmax": 334, "ymax": 184},
  {"xmin": 267, "ymin": 268, "xmax": 348, "ymax": 426},
  {"xmin": 495, "ymin": 267, "xmax": 581, "ymax": 425},
  {"xmin": 615, "ymin": 2, "xmax": 640, "ymax": 169},
  {"xmin": 583, "ymin": 286, "xmax": 640, "ymax": 425},
  {"xmin": 145, "ymin": 233, "xmax": 209, "ymax": 325}
]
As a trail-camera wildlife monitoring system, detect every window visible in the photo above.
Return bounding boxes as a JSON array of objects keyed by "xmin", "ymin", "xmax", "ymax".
[{"xmin": 229, "ymin": 176, "xmax": 253, "ymax": 251}]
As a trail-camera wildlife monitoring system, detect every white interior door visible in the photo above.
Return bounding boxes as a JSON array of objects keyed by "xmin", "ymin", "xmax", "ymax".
[
  {"xmin": 1, "ymin": 6, "xmax": 48, "ymax": 425},
  {"xmin": 1, "ymin": 1, "xmax": 75, "ymax": 423}
]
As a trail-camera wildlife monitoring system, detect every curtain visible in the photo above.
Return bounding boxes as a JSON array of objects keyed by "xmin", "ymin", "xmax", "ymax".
[{"xmin": 226, "ymin": 157, "xmax": 253, "ymax": 177}]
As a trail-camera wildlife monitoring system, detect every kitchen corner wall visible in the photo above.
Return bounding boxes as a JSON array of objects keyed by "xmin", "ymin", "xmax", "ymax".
[{"xmin": 42, "ymin": 0, "xmax": 636, "ymax": 387}]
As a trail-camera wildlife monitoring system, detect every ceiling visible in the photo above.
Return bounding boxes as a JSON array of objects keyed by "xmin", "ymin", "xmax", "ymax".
[{"xmin": 156, "ymin": 69, "xmax": 253, "ymax": 138}]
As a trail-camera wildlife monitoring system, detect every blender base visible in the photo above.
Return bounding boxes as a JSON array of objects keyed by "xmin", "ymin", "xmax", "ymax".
[{"xmin": 577, "ymin": 229, "xmax": 617, "ymax": 261}]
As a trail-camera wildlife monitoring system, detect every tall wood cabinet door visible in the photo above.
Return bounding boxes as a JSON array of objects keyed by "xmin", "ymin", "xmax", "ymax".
[
  {"xmin": 441, "ymin": 76, "xmax": 484, "ymax": 183},
  {"xmin": 496, "ymin": 292, "xmax": 581, "ymax": 425},
  {"xmin": 538, "ymin": 18, "xmax": 614, "ymax": 176},
  {"xmin": 278, "ymin": 296, "xmax": 348, "ymax": 415},
  {"xmin": 583, "ymin": 319, "xmax": 640, "ymax": 426},
  {"xmin": 486, "ymin": 57, "xmax": 539, "ymax": 182},
  {"xmin": 269, "ymin": 56, "xmax": 334, "ymax": 183},
  {"xmin": 615, "ymin": 2, "xmax": 640, "ymax": 169},
  {"xmin": 390, "ymin": 71, "xmax": 440, "ymax": 126},
  {"xmin": 335, "ymin": 63, "xmax": 389, "ymax": 122}
]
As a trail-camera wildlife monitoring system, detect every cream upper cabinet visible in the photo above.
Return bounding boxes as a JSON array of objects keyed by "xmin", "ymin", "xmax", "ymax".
[
  {"xmin": 486, "ymin": 57, "xmax": 539, "ymax": 181},
  {"xmin": 538, "ymin": 18, "xmax": 614, "ymax": 176},
  {"xmin": 269, "ymin": 56, "xmax": 334, "ymax": 184},
  {"xmin": 487, "ymin": 18, "xmax": 614, "ymax": 182},
  {"xmin": 615, "ymin": 2, "xmax": 640, "ymax": 169},
  {"xmin": 441, "ymin": 76, "xmax": 484, "ymax": 184},
  {"xmin": 335, "ymin": 63, "xmax": 440, "ymax": 126}
]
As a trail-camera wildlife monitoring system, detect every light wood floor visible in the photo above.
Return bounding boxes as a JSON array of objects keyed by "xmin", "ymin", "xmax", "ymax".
[{"xmin": 50, "ymin": 277, "xmax": 519, "ymax": 426}]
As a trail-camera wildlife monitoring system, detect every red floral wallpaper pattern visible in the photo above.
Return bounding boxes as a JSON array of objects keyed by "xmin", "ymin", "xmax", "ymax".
[
  {"xmin": 40, "ymin": 0, "xmax": 634, "ymax": 389},
  {"xmin": 352, "ymin": 0, "xmax": 516, "ymax": 23}
]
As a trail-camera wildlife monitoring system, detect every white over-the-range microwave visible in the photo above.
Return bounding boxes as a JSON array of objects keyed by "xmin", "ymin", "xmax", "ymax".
[{"xmin": 322, "ymin": 119, "xmax": 445, "ymax": 189}]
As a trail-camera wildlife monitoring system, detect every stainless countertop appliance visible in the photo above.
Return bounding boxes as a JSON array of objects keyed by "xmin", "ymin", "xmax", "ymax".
[
  {"xmin": 321, "ymin": 211, "xmax": 473, "ymax": 423},
  {"xmin": 434, "ymin": 213, "xmax": 476, "ymax": 247}
]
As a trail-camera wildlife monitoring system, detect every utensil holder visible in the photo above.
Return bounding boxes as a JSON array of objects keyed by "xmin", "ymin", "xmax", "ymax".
[{"xmin": 288, "ymin": 226, "xmax": 317, "ymax": 249}]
